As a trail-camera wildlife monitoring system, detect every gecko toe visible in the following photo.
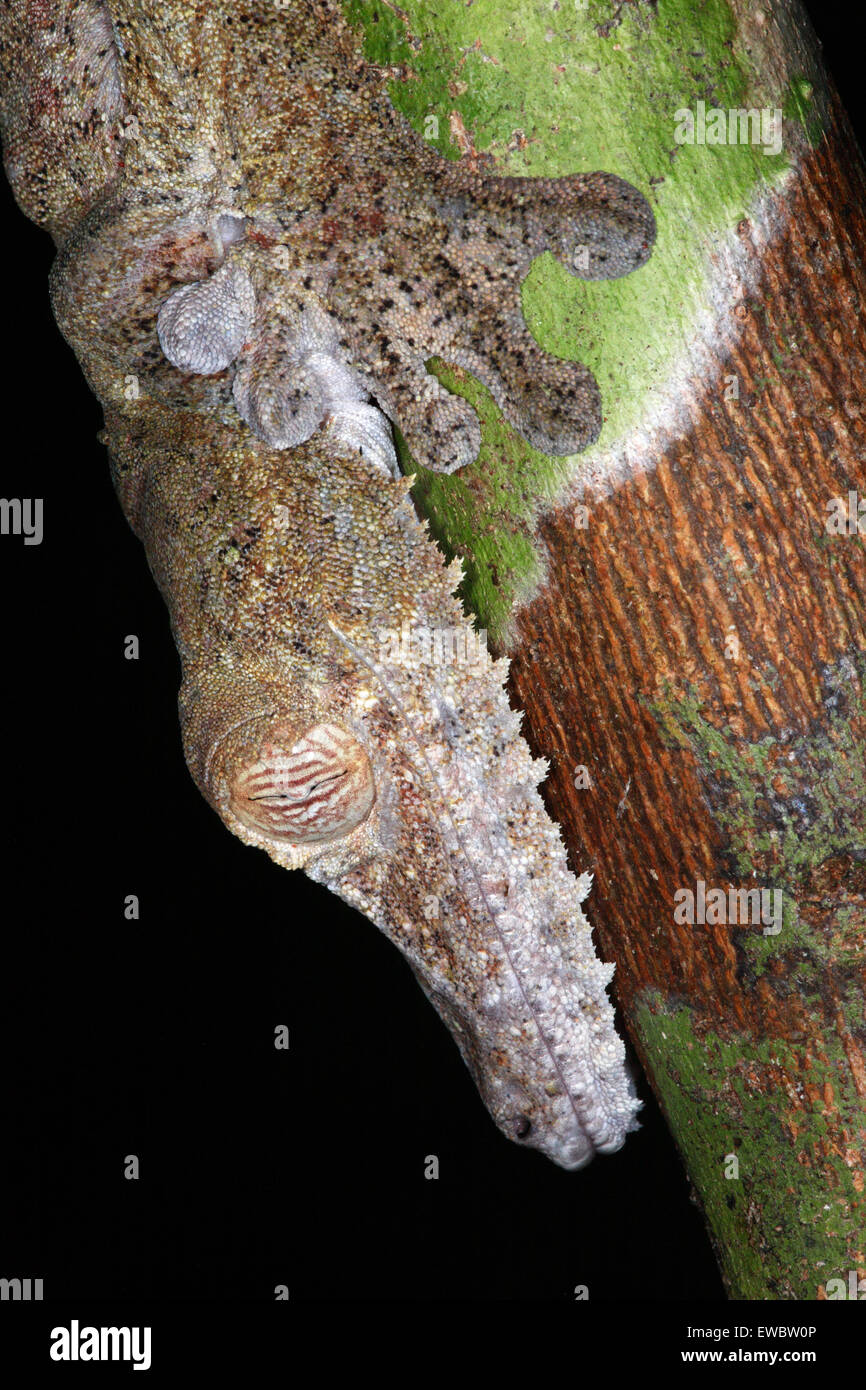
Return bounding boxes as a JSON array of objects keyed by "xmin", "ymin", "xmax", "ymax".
[{"xmin": 157, "ymin": 258, "xmax": 255, "ymax": 376}]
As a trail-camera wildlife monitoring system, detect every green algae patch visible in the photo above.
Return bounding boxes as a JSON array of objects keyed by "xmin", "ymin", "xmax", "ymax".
[
  {"xmin": 344, "ymin": 0, "xmax": 820, "ymax": 641},
  {"xmin": 785, "ymin": 74, "xmax": 824, "ymax": 148},
  {"xmin": 636, "ymin": 994, "xmax": 865, "ymax": 1298},
  {"xmin": 395, "ymin": 363, "xmax": 559, "ymax": 633},
  {"xmin": 645, "ymin": 659, "xmax": 866, "ymax": 980}
]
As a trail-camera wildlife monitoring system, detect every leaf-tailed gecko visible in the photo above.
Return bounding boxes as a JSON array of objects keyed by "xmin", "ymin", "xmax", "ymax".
[{"xmin": 0, "ymin": 0, "xmax": 655, "ymax": 1167}]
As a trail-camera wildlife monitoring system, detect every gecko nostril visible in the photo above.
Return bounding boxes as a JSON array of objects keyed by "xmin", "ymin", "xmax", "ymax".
[{"xmin": 513, "ymin": 1116, "xmax": 532, "ymax": 1140}]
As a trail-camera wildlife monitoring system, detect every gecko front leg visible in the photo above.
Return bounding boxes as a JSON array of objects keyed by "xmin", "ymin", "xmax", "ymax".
[{"xmin": 99, "ymin": 0, "xmax": 655, "ymax": 473}]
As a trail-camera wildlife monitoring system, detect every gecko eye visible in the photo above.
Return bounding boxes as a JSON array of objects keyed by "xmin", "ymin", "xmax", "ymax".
[
  {"xmin": 229, "ymin": 723, "xmax": 375, "ymax": 844},
  {"xmin": 513, "ymin": 1116, "xmax": 532, "ymax": 1140}
]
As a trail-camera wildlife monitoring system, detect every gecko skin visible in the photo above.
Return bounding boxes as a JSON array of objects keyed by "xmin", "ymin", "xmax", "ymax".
[{"xmin": 0, "ymin": 1, "xmax": 655, "ymax": 1167}]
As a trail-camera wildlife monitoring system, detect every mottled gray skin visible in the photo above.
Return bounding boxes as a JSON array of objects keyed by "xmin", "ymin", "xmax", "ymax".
[
  {"xmin": 0, "ymin": 0, "xmax": 654, "ymax": 1166},
  {"xmin": 1, "ymin": 1, "xmax": 653, "ymax": 470}
]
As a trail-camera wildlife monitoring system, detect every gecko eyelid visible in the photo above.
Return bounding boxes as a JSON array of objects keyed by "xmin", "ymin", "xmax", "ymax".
[{"xmin": 249, "ymin": 769, "xmax": 346, "ymax": 801}]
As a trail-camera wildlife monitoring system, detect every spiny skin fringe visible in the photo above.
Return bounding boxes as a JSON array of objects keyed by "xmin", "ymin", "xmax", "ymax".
[{"xmin": 0, "ymin": 0, "xmax": 649, "ymax": 1166}]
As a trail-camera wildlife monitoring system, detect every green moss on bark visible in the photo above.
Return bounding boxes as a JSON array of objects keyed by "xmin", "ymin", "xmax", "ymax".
[
  {"xmin": 646, "ymin": 657, "xmax": 866, "ymax": 978},
  {"xmin": 636, "ymin": 995, "xmax": 865, "ymax": 1299}
]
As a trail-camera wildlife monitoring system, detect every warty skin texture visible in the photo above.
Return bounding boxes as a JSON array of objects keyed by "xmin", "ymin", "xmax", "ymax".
[{"xmin": 0, "ymin": 0, "xmax": 655, "ymax": 1167}]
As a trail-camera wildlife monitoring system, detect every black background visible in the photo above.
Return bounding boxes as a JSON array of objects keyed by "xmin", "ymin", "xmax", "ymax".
[{"xmin": 0, "ymin": 0, "xmax": 860, "ymax": 1314}]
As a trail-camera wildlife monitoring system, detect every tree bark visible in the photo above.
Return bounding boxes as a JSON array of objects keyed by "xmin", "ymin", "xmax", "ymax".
[{"xmin": 363, "ymin": 0, "xmax": 866, "ymax": 1297}]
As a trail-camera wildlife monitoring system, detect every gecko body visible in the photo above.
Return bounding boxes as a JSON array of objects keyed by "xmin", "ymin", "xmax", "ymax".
[{"xmin": 0, "ymin": 0, "xmax": 655, "ymax": 1166}]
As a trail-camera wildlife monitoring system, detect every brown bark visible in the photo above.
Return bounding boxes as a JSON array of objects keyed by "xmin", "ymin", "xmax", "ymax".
[{"xmin": 509, "ymin": 101, "xmax": 866, "ymax": 1299}]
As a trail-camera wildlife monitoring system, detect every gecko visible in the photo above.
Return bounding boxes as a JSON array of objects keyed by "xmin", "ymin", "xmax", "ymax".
[{"xmin": 0, "ymin": 0, "xmax": 655, "ymax": 1168}]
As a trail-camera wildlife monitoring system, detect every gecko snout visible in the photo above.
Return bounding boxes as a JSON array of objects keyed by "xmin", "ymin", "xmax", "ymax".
[{"xmin": 227, "ymin": 721, "xmax": 376, "ymax": 844}]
